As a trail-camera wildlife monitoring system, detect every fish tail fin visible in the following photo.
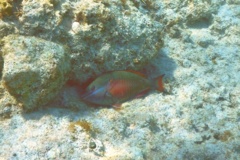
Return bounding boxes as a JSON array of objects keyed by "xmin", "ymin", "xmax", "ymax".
[{"xmin": 153, "ymin": 74, "xmax": 165, "ymax": 92}]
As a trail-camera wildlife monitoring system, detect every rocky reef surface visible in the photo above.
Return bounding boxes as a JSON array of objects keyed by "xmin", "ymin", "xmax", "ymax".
[{"xmin": 0, "ymin": 0, "xmax": 240, "ymax": 159}]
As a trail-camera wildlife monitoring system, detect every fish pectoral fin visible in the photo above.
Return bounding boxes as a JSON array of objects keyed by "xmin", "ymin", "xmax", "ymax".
[
  {"xmin": 112, "ymin": 103, "xmax": 122, "ymax": 110},
  {"xmin": 135, "ymin": 88, "xmax": 150, "ymax": 98}
]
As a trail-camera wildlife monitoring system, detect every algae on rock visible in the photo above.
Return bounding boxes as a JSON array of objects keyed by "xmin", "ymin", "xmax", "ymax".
[{"xmin": 1, "ymin": 35, "xmax": 70, "ymax": 110}]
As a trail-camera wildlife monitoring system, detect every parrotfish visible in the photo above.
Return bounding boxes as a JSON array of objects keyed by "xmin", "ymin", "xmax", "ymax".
[{"xmin": 79, "ymin": 70, "xmax": 164, "ymax": 108}]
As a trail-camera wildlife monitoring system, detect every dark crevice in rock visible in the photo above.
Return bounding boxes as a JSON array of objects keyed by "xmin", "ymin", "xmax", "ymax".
[{"xmin": 187, "ymin": 16, "xmax": 213, "ymax": 29}]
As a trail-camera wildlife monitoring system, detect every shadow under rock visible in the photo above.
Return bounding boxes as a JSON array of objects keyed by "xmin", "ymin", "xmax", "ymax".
[
  {"xmin": 21, "ymin": 104, "xmax": 100, "ymax": 121},
  {"xmin": 22, "ymin": 47, "xmax": 177, "ymax": 120},
  {"xmin": 143, "ymin": 47, "xmax": 177, "ymax": 81},
  {"xmin": 21, "ymin": 86, "xmax": 102, "ymax": 121}
]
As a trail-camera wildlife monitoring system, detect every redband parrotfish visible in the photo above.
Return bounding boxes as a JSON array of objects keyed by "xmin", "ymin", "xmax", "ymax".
[{"xmin": 78, "ymin": 70, "xmax": 164, "ymax": 108}]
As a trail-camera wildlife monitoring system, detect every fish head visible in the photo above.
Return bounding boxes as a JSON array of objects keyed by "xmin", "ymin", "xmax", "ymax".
[{"xmin": 81, "ymin": 84, "xmax": 114, "ymax": 105}]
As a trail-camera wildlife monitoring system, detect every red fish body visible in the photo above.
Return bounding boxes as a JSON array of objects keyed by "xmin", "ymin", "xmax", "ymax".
[{"xmin": 81, "ymin": 71, "xmax": 164, "ymax": 107}]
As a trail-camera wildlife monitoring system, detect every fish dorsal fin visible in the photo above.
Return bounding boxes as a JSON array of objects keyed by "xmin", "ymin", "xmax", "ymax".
[{"xmin": 125, "ymin": 70, "xmax": 146, "ymax": 78}]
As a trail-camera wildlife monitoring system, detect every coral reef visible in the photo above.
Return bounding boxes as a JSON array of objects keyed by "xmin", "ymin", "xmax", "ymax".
[{"xmin": 0, "ymin": 0, "xmax": 240, "ymax": 159}]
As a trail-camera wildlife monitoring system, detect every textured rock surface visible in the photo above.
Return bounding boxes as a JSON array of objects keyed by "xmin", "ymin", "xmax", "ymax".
[
  {"xmin": 0, "ymin": 20, "xmax": 16, "ymax": 38},
  {"xmin": 0, "ymin": 0, "xmax": 240, "ymax": 159},
  {"xmin": 68, "ymin": 0, "xmax": 163, "ymax": 81},
  {"xmin": 17, "ymin": 0, "xmax": 164, "ymax": 82},
  {"xmin": 19, "ymin": 0, "xmax": 56, "ymax": 36},
  {"xmin": 1, "ymin": 35, "xmax": 70, "ymax": 110},
  {"xmin": 0, "ymin": 0, "xmax": 13, "ymax": 19}
]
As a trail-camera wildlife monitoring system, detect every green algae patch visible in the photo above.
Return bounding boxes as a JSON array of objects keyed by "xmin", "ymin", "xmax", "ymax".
[{"xmin": 68, "ymin": 119, "xmax": 99, "ymax": 137}]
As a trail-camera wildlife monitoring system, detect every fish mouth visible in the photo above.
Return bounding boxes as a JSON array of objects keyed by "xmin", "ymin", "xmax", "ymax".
[
  {"xmin": 80, "ymin": 91, "xmax": 94, "ymax": 99},
  {"xmin": 80, "ymin": 86, "xmax": 107, "ymax": 100}
]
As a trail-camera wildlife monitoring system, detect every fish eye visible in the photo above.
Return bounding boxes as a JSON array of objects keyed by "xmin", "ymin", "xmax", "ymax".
[
  {"xmin": 90, "ymin": 86, "xmax": 95, "ymax": 91},
  {"xmin": 106, "ymin": 92, "xmax": 111, "ymax": 97}
]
